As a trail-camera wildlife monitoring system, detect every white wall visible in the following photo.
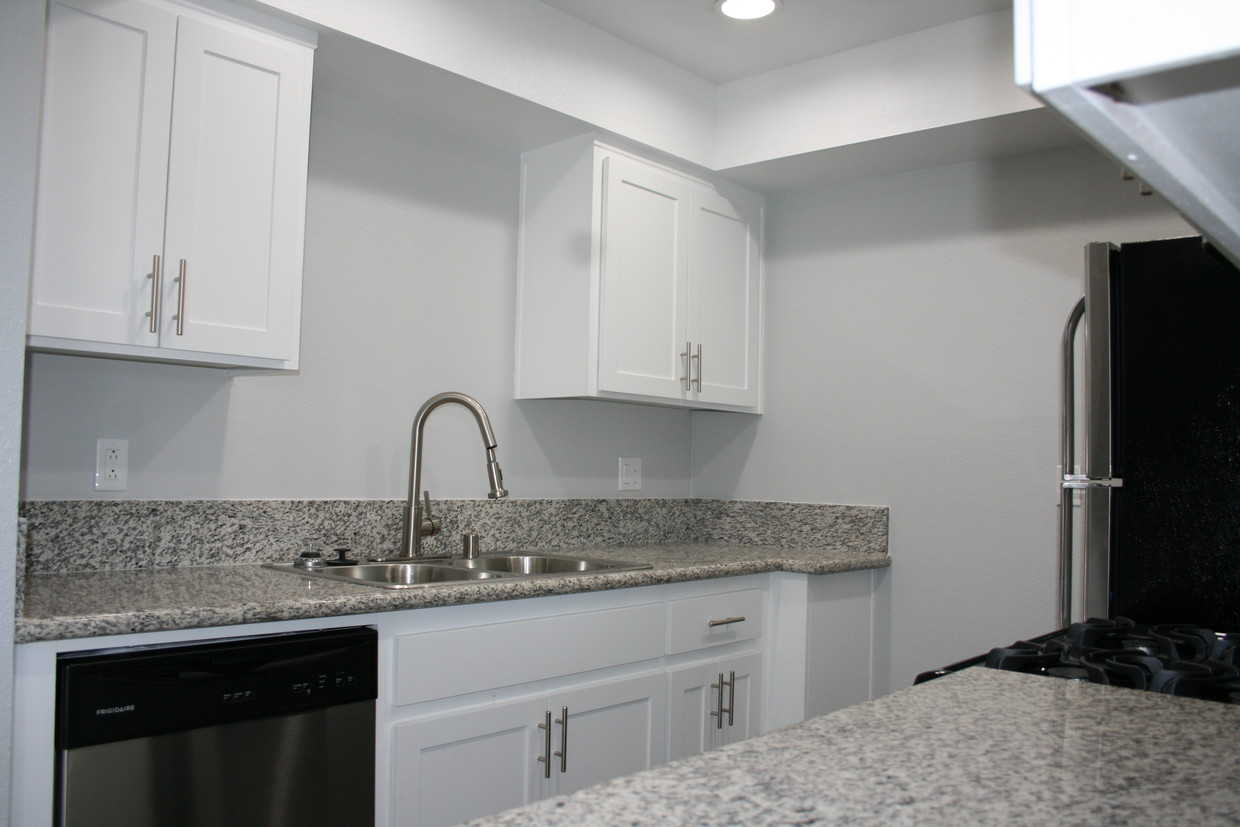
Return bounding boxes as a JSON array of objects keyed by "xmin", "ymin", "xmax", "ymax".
[
  {"xmin": 715, "ymin": 10, "xmax": 1038, "ymax": 170},
  {"xmin": 691, "ymin": 145, "xmax": 1193, "ymax": 694},
  {"xmin": 21, "ymin": 90, "xmax": 693, "ymax": 502},
  {"xmin": 1, "ymin": 1, "xmax": 44, "ymax": 820},
  {"xmin": 257, "ymin": 0, "xmax": 716, "ymax": 166}
]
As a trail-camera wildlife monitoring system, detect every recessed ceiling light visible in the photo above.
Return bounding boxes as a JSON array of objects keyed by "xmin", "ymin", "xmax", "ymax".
[{"xmin": 716, "ymin": 0, "xmax": 781, "ymax": 21}]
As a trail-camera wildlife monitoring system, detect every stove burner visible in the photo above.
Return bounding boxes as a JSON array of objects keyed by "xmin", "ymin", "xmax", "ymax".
[{"xmin": 985, "ymin": 618, "xmax": 1240, "ymax": 704}]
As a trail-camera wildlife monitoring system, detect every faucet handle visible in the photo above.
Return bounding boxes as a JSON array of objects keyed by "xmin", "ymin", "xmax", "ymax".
[{"xmin": 419, "ymin": 490, "xmax": 442, "ymax": 538}]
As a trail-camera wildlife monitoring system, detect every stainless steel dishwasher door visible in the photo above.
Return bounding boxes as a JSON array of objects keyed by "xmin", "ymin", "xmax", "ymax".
[
  {"xmin": 55, "ymin": 627, "xmax": 378, "ymax": 827},
  {"xmin": 60, "ymin": 700, "xmax": 374, "ymax": 827}
]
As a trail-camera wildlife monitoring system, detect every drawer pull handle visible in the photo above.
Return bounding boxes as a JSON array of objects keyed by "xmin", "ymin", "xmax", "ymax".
[
  {"xmin": 537, "ymin": 710, "xmax": 553, "ymax": 778},
  {"xmin": 708, "ymin": 616, "xmax": 746, "ymax": 627},
  {"xmin": 722, "ymin": 669, "xmax": 736, "ymax": 727}
]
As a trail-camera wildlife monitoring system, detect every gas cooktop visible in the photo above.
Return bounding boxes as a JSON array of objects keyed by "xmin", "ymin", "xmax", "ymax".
[
  {"xmin": 987, "ymin": 617, "xmax": 1240, "ymax": 704},
  {"xmin": 917, "ymin": 617, "xmax": 1240, "ymax": 705}
]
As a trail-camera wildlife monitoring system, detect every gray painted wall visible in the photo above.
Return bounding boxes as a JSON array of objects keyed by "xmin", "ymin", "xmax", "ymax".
[
  {"xmin": 691, "ymin": 147, "xmax": 1193, "ymax": 693},
  {"xmin": 17, "ymin": 66, "xmax": 1199, "ymax": 707},
  {"xmin": 22, "ymin": 91, "xmax": 694, "ymax": 503}
]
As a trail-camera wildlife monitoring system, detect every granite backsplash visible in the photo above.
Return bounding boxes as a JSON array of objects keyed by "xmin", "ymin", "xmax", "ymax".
[{"xmin": 18, "ymin": 498, "xmax": 888, "ymax": 574}]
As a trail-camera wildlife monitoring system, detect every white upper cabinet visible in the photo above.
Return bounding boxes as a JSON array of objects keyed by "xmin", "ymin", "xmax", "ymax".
[
  {"xmin": 28, "ymin": 0, "xmax": 314, "ymax": 370},
  {"xmin": 516, "ymin": 136, "xmax": 763, "ymax": 413}
]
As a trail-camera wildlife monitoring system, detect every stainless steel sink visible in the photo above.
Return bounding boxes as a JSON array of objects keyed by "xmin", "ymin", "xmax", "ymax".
[
  {"xmin": 320, "ymin": 563, "xmax": 504, "ymax": 587},
  {"xmin": 266, "ymin": 551, "xmax": 650, "ymax": 589},
  {"xmin": 452, "ymin": 553, "xmax": 636, "ymax": 575}
]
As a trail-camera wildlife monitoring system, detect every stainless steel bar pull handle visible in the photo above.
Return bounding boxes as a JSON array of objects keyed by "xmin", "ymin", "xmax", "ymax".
[
  {"xmin": 173, "ymin": 259, "xmax": 187, "ymax": 336},
  {"xmin": 537, "ymin": 710, "xmax": 553, "ymax": 779},
  {"xmin": 711, "ymin": 672, "xmax": 724, "ymax": 730},
  {"xmin": 554, "ymin": 706, "xmax": 568, "ymax": 773},
  {"xmin": 722, "ymin": 670, "xmax": 736, "ymax": 727},
  {"xmin": 1062, "ymin": 475, "xmax": 1124, "ymax": 489},
  {"xmin": 708, "ymin": 616, "xmax": 746, "ymax": 627},
  {"xmin": 146, "ymin": 254, "xmax": 162, "ymax": 333},
  {"xmin": 1058, "ymin": 296, "xmax": 1085, "ymax": 630},
  {"xmin": 681, "ymin": 341, "xmax": 692, "ymax": 391},
  {"xmin": 691, "ymin": 343, "xmax": 702, "ymax": 391}
]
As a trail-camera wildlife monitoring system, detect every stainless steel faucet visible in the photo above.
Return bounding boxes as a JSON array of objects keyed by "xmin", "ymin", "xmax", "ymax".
[{"xmin": 388, "ymin": 392, "xmax": 508, "ymax": 560}]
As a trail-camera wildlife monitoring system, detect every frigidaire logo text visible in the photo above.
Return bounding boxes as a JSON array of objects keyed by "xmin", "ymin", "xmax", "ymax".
[{"xmin": 95, "ymin": 705, "xmax": 135, "ymax": 716}]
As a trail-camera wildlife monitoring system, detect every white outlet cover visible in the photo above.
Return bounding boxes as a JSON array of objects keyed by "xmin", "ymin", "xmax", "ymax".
[{"xmin": 95, "ymin": 438, "xmax": 129, "ymax": 491}]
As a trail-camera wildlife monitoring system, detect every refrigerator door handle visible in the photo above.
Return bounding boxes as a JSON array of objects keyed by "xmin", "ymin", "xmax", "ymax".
[
  {"xmin": 1058, "ymin": 296, "xmax": 1087, "ymax": 629},
  {"xmin": 1062, "ymin": 475, "xmax": 1124, "ymax": 489}
]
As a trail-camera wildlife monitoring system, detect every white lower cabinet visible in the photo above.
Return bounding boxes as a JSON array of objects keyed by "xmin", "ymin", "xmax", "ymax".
[
  {"xmin": 392, "ymin": 672, "xmax": 665, "ymax": 827},
  {"xmin": 667, "ymin": 652, "xmax": 762, "ymax": 761},
  {"xmin": 12, "ymin": 573, "xmax": 876, "ymax": 826}
]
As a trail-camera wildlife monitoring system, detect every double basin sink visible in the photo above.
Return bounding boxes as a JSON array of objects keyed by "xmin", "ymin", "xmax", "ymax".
[{"xmin": 268, "ymin": 552, "xmax": 651, "ymax": 589}]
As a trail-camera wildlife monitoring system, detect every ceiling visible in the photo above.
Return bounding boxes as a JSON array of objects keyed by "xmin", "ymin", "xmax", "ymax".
[{"xmin": 537, "ymin": 0, "xmax": 1012, "ymax": 83}]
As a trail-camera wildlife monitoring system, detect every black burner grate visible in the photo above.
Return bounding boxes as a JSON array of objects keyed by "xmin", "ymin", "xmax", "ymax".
[{"xmin": 984, "ymin": 617, "xmax": 1240, "ymax": 704}]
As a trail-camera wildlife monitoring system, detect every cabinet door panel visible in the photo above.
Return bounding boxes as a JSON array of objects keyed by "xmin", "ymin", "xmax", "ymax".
[
  {"xmin": 392, "ymin": 697, "xmax": 547, "ymax": 827},
  {"xmin": 598, "ymin": 157, "xmax": 691, "ymax": 399},
  {"xmin": 161, "ymin": 16, "xmax": 309, "ymax": 360},
  {"xmin": 718, "ymin": 652, "xmax": 763, "ymax": 749},
  {"xmin": 688, "ymin": 193, "xmax": 762, "ymax": 408},
  {"xmin": 29, "ymin": 0, "xmax": 175, "ymax": 345},
  {"xmin": 551, "ymin": 673, "xmax": 666, "ymax": 796},
  {"xmin": 666, "ymin": 660, "xmax": 718, "ymax": 762},
  {"xmin": 667, "ymin": 652, "xmax": 762, "ymax": 761}
]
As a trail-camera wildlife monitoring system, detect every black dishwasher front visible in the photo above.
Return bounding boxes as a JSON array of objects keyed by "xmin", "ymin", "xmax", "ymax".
[{"xmin": 55, "ymin": 626, "xmax": 377, "ymax": 827}]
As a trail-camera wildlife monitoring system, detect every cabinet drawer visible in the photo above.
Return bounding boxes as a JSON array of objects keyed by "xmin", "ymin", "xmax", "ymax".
[
  {"xmin": 395, "ymin": 603, "xmax": 664, "ymax": 706},
  {"xmin": 666, "ymin": 589, "xmax": 763, "ymax": 655}
]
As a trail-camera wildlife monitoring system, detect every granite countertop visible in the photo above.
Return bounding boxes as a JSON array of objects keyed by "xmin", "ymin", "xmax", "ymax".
[
  {"xmin": 465, "ymin": 668, "xmax": 1240, "ymax": 826},
  {"xmin": 15, "ymin": 543, "xmax": 888, "ymax": 644}
]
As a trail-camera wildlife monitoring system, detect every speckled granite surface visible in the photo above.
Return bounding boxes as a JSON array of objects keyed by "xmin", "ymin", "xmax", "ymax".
[
  {"xmin": 464, "ymin": 668, "xmax": 1240, "ymax": 827},
  {"xmin": 20, "ymin": 498, "xmax": 888, "ymax": 572},
  {"xmin": 15, "ymin": 516, "xmax": 26, "ymax": 617},
  {"xmin": 15, "ymin": 543, "xmax": 888, "ymax": 643}
]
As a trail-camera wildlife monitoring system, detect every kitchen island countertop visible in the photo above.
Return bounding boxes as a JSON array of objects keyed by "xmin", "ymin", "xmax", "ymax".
[
  {"xmin": 15, "ymin": 543, "xmax": 887, "ymax": 643},
  {"xmin": 465, "ymin": 667, "xmax": 1240, "ymax": 826}
]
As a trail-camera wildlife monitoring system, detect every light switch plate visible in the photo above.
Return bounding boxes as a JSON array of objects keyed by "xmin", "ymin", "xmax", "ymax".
[{"xmin": 619, "ymin": 457, "xmax": 642, "ymax": 491}]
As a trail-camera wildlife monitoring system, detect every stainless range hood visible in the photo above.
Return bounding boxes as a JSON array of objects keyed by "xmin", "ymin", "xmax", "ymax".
[{"xmin": 1015, "ymin": 1, "xmax": 1240, "ymax": 270}]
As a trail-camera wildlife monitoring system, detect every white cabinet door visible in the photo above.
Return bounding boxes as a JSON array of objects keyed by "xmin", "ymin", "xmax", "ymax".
[
  {"xmin": 598, "ymin": 156, "xmax": 692, "ymax": 400},
  {"xmin": 391, "ymin": 673, "xmax": 665, "ymax": 827},
  {"xmin": 717, "ymin": 652, "xmax": 762, "ymax": 749},
  {"xmin": 391, "ymin": 697, "xmax": 547, "ymax": 827},
  {"xmin": 667, "ymin": 660, "xmax": 718, "ymax": 761},
  {"xmin": 688, "ymin": 192, "xmax": 762, "ymax": 409},
  {"xmin": 549, "ymin": 673, "xmax": 667, "ymax": 796},
  {"xmin": 516, "ymin": 137, "xmax": 763, "ymax": 412},
  {"xmin": 29, "ymin": 0, "xmax": 176, "ymax": 347},
  {"xmin": 27, "ymin": 0, "xmax": 311, "ymax": 369},
  {"xmin": 159, "ymin": 16, "xmax": 308, "ymax": 362},
  {"xmin": 667, "ymin": 652, "xmax": 762, "ymax": 762}
]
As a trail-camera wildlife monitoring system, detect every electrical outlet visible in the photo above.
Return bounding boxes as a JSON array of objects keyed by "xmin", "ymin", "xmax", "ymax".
[
  {"xmin": 95, "ymin": 438, "xmax": 128, "ymax": 491},
  {"xmin": 619, "ymin": 457, "xmax": 642, "ymax": 491}
]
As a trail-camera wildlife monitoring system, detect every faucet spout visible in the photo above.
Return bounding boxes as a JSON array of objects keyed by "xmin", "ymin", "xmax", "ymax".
[{"xmin": 394, "ymin": 392, "xmax": 508, "ymax": 559}]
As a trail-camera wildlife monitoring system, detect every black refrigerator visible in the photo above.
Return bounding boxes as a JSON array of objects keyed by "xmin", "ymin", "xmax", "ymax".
[{"xmin": 1060, "ymin": 235, "xmax": 1240, "ymax": 633}]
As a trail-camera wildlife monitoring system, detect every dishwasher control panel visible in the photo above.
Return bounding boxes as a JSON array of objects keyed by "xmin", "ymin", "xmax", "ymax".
[{"xmin": 56, "ymin": 626, "xmax": 378, "ymax": 749}]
